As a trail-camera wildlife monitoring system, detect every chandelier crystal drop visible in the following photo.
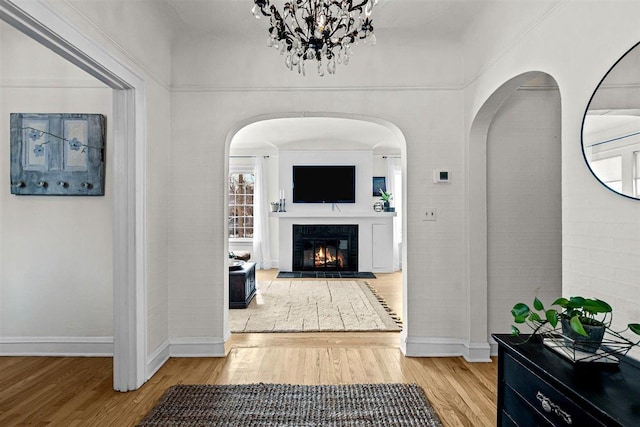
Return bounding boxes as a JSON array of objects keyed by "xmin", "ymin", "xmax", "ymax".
[{"xmin": 252, "ymin": 0, "xmax": 378, "ymax": 76}]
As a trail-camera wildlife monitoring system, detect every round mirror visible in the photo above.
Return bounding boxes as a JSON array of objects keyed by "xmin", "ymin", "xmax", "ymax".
[{"xmin": 582, "ymin": 41, "xmax": 640, "ymax": 200}]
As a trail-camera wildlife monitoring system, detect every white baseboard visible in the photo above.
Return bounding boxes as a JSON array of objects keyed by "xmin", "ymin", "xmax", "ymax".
[
  {"xmin": 490, "ymin": 341, "xmax": 499, "ymax": 357},
  {"xmin": 464, "ymin": 341, "xmax": 492, "ymax": 362},
  {"xmin": 169, "ymin": 337, "xmax": 227, "ymax": 357},
  {"xmin": 146, "ymin": 340, "xmax": 170, "ymax": 380},
  {"xmin": 402, "ymin": 335, "xmax": 491, "ymax": 362},
  {"xmin": 0, "ymin": 336, "xmax": 113, "ymax": 356}
]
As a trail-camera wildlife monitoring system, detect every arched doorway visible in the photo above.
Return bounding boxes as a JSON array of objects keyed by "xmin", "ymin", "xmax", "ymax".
[
  {"xmin": 468, "ymin": 72, "xmax": 562, "ymax": 350},
  {"xmin": 223, "ymin": 113, "xmax": 409, "ymax": 348}
]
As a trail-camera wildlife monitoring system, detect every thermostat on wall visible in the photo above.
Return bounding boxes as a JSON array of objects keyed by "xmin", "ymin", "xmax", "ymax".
[{"xmin": 433, "ymin": 169, "xmax": 450, "ymax": 183}]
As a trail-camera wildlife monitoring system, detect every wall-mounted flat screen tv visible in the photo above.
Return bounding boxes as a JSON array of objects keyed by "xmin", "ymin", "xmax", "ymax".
[{"xmin": 292, "ymin": 165, "xmax": 356, "ymax": 203}]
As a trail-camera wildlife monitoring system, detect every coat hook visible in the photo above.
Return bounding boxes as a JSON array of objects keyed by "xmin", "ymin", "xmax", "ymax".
[
  {"xmin": 36, "ymin": 181, "xmax": 48, "ymax": 187},
  {"xmin": 81, "ymin": 182, "xmax": 93, "ymax": 189},
  {"xmin": 11, "ymin": 181, "xmax": 25, "ymax": 188},
  {"xmin": 58, "ymin": 181, "xmax": 68, "ymax": 188}
]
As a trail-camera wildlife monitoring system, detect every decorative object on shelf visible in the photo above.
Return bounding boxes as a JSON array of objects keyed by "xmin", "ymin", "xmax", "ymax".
[
  {"xmin": 270, "ymin": 202, "xmax": 280, "ymax": 212},
  {"xmin": 510, "ymin": 296, "xmax": 640, "ymax": 364},
  {"xmin": 10, "ymin": 113, "xmax": 106, "ymax": 196},
  {"xmin": 373, "ymin": 201, "xmax": 383, "ymax": 212},
  {"xmin": 372, "ymin": 176, "xmax": 386, "ymax": 196},
  {"xmin": 251, "ymin": 0, "xmax": 377, "ymax": 76},
  {"xmin": 379, "ymin": 188, "xmax": 393, "ymax": 211},
  {"xmin": 278, "ymin": 189, "xmax": 286, "ymax": 212}
]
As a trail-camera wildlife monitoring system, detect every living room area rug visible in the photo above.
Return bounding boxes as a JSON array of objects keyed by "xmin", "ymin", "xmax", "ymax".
[
  {"xmin": 137, "ymin": 383, "xmax": 443, "ymax": 427},
  {"xmin": 229, "ymin": 280, "xmax": 402, "ymax": 333}
]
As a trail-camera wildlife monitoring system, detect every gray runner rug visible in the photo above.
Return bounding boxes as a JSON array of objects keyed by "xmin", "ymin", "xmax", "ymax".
[{"xmin": 137, "ymin": 383, "xmax": 443, "ymax": 427}]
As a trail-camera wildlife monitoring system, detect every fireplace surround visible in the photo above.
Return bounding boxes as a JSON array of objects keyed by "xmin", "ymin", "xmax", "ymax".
[
  {"xmin": 292, "ymin": 224, "xmax": 358, "ymax": 271},
  {"xmin": 273, "ymin": 211, "xmax": 395, "ymax": 273}
]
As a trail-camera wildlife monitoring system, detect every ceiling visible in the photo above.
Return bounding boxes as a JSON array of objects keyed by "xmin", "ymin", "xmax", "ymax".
[
  {"xmin": 165, "ymin": 0, "xmax": 486, "ymax": 154},
  {"xmin": 230, "ymin": 117, "xmax": 402, "ymax": 155},
  {"xmin": 165, "ymin": 0, "xmax": 488, "ymax": 40},
  {"xmin": 162, "ymin": 1, "xmax": 542, "ymax": 154}
]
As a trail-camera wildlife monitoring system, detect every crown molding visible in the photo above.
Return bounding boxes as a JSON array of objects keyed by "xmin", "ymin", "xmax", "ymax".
[{"xmin": 170, "ymin": 83, "xmax": 465, "ymax": 93}]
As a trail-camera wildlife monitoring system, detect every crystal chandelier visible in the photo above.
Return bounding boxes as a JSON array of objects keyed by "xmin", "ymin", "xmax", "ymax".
[{"xmin": 251, "ymin": 0, "xmax": 378, "ymax": 76}]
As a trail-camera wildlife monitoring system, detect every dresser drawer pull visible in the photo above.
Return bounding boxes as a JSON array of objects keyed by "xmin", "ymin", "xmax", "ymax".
[{"xmin": 536, "ymin": 391, "xmax": 572, "ymax": 425}]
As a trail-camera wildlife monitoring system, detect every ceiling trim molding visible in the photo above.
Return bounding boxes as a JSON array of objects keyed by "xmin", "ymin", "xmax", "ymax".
[{"xmin": 171, "ymin": 83, "xmax": 465, "ymax": 93}]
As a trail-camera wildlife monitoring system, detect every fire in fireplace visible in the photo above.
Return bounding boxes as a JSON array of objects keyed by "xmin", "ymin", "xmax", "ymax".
[
  {"xmin": 304, "ymin": 239, "xmax": 348, "ymax": 269},
  {"xmin": 293, "ymin": 225, "xmax": 358, "ymax": 272}
]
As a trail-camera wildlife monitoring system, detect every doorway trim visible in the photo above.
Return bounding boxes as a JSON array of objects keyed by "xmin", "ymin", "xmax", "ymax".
[{"xmin": 0, "ymin": 0, "xmax": 147, "ymax": 391}]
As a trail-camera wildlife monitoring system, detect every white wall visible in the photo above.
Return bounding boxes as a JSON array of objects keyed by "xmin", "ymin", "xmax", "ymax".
[
  {"xmin": 8, "ymin": 0, "xmax": 639, "ymax": 365},
  {"xmin": 0, "ymin": 22, "xmax": 113, "ymax": 351},
  {"xmin": 465, "ymin": 0, "xmax": 640, "ymax": 358},
  {"xmin": 228, "ymin": 150, "xmax": 398, "ymax": 268},
  {"xmin": 170, "ymin": 88, "xmax": 466, "ymax": 348},
  {"xmin": 487, "ymin": 85, "xmax": 562, "ymax": 337},
  {"xmin": 1, "ymin": 0, "xmax": 174, "ymax": 368},
  {"xmin": 51, "ymin": 0, "xmax": 175, "ymax": 363}
]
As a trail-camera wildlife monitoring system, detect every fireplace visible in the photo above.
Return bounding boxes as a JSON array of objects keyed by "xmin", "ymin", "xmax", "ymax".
[{"xmin": 292, "ymin": 225, "xmax": 358, "ymax": 271}]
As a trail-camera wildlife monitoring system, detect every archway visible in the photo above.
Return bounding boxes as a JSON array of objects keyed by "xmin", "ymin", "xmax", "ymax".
[
  {"xmin": 223, "ymin": 113, "xmax": 409, "ymax": 348},
  {"xmin": 468, "ymin": 72, "xmax": 562, "ymax": 352}
]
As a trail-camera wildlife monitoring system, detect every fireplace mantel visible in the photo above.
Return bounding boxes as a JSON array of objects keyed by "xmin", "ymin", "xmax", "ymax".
[
  {"xmin": 274, "ymin": 211, "xmax": 396, "ymax": 273},
  {"xmin": 270, "ymin": 211, "xmax": 396, "ymax": 219}
]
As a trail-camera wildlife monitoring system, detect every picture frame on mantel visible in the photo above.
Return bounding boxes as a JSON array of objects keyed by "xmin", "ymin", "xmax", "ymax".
[{"xmin": 372, "ymin": 176, "xmax": 386, "ymax": 196}]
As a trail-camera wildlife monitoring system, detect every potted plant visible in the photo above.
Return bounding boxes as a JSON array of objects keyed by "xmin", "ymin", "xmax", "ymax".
[
  {"xmin": 379, "ymin": 189, "xmax": 393, "ymax": 212},
  {"xmin": 511, "ymin": 296, "xmax": 640, "ymax": 354}
]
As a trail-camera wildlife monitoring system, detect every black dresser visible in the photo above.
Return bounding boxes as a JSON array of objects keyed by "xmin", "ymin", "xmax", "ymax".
[
  {"xmin": 229, "ymin": 261, "xmax": 256, "ymax": 309},
  {"xmin": 493, "ymin": 334, "xmax": 640, "ymax": 426}
]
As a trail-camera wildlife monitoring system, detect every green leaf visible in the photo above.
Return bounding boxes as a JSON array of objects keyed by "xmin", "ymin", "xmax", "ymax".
[
  {"xmin": 511, "ymin": 303, "xmax": 530, "ymax": 319},
  {"xmin": 551, "ymin": 297, "xmax": 569, "ymax": 308},
  {"xmin": 533, "ymin": 297, "xmax": 544, "ymax": 311},
  {"xmin": 567, "ymin": 296, "xmax": 586, "ymax": 309},
  {"xmin": 529, "ymin": 312, "xmax": 542, "ymax": 322},
  {"xmin": 570, "ymin": 315, "xmax": 588, "ymax": 337},
  {"xmin": 546, "ymin": 310, "xmax": 558, "ymax": 328},
  {"xmin": 513, "ymin": 314, "xmax": 528, "ymax": 324},
  {"xmin": 511, "ymin": 325, "xmax": 521, "ymax": 336},
  {"xmin": 628, "ymin": 323, "xmax": 640, "ymax": 336},
  {"xmin": 582, "ymin": 298, "xmax": 612, "ymax": 314}
]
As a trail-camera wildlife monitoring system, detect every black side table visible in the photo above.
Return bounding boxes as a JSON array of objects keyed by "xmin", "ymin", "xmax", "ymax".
[
  {"xmin": 493, "ymin": 334, "xmax": 640, "ymax": 426},
  {"xmin": 229, "ymin": 262, "xmax": 256, "ymax": 309}
]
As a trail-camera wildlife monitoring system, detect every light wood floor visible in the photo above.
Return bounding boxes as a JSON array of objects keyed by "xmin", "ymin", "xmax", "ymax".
[{"xmin": 0, "ymin": 270, "xmax": 497, "ymax": 426}]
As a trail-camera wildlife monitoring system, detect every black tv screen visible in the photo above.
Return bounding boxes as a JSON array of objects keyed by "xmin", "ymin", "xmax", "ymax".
[{"xmin": 292, "ymin": 165, "xmax": 356, "ymax": 203}]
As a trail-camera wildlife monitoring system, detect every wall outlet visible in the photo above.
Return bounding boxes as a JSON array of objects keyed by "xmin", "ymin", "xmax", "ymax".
[{"xmin": 423, "ymin": 208, "xmax": 437, "ymax": 221}]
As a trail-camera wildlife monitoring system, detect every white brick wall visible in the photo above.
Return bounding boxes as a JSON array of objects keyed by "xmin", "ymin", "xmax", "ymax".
[{"xmin": 486, "ymin": 86, "xmax": 562, "ymax": 337}]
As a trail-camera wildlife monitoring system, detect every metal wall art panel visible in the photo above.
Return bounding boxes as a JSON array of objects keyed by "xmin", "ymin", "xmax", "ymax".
[{"xmin": 10, "ymin": 113, "xmax": 106, "ymax": 196}]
